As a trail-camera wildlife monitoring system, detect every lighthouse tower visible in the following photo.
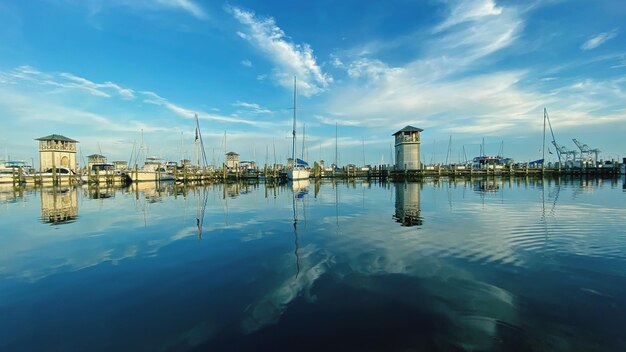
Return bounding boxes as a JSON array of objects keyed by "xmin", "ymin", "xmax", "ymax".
[{"xmin": 393, "ymin": 126, "xmax": 423, "ymax": 170}]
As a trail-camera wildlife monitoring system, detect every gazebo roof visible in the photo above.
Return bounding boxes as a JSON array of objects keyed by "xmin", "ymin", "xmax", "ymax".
[
  {"xmin": 226, "ymin": 151, "xmax": 239, "ymax": 156},
  {"xmin": 35, "ymin": 134, "xmax": 79, "ymax": 143},
  {"xmin": 392, "ymin": 125, "xmax": 423, "ymax": 136}
]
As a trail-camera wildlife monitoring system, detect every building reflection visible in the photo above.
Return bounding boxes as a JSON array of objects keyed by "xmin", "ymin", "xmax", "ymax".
[
  {"xmin": 41, "ymin": 187, "xmax": 78, "ymax": 224},
  {"xmin": 130, "ymin": 181, "xmax": 176, "ymax": 203},
  {"xmin": 473, "ymin": 178, "xmax": 501, "ymax": 193},
  {"xmin": 393, "ymin": 182, "xmax": 423, "ymax": 227},
  {"xmin": 85, "ymin": 186, "xmax": 116, "ymax": 199},
  {"xmin": 0, "ymin": 184, "xmax": 24, "ymax": 205}
]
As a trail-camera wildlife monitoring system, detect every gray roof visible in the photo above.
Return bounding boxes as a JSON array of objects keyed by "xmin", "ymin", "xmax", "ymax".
[
  {"xmin": 35, "ymin": 134, "xmax": 79, "ymax": 143},
  {"xmin": 226, "ymin": 151, "xmax": 239, "ymax": 156},
  {"xmin": 392, "ymin": 125, "xmax": 423, "ymax": 136},
  {"xmin": 87, "ymin": 154, "xmax": 106, "ymax": 158}
]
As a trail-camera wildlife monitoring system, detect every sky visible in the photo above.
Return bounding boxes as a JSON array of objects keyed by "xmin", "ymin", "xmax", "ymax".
[{"xmin": 0, "ymin": 0, "xmax": 625, "ymax": 168}]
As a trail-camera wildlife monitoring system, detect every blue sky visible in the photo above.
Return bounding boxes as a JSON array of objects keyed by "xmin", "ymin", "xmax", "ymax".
[{"xmin": 1, "ymin": 0, "xmax": 625, "ymax": 167}]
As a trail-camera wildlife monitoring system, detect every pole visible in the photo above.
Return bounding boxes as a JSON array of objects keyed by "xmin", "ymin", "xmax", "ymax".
[
  {"xmin": 292, "ymin": 77, "xmax": 297, "ymax": 165},
  {"xmin": 542, "ymin": 108, "xmax": 546, "ymax": 171}
]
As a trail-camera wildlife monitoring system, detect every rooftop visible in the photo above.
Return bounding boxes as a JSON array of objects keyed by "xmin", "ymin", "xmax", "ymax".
[
  {"xmin": 35, "ymin": 134, "xmax": 79, "ymax": 143},
  {"xmin": 392, "ymin": 125, "xmax": 423, "ymax": 136}
]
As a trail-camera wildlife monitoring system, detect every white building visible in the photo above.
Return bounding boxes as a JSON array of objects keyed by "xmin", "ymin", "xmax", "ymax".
[
  {"xmin": 36, "ymin": 134, "xmax": 79, "ymax": 172},
  {"xmin": 87, "ymin": 154, "xmax": 107, "ymax": 171},
  {"xmin": 226, "ymin": 152, "xmax": 239, "ymax": 170},
  {"xmin": 393, "ymin": 126, "xmax": 423, "ymax": 170}
]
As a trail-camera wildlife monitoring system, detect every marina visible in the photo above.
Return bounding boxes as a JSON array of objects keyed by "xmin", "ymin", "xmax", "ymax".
[
  {"xmin": 3, "ymin": 115, "xmax": 624, "ymax": 188},
  {"xmin": 2, "ymin": 1, "xmax": 626, "ymax": 350}
]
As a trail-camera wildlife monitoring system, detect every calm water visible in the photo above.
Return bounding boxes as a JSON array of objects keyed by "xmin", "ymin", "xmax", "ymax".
[{"xmin": 1, "ymin": 178, "xmax": 625, "ymax": 351}]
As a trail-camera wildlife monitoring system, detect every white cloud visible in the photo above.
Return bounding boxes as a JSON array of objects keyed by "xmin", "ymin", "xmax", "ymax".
[
  {"xmin": 3, "ymin": 66, "xmax": 136, "ymax": 100},
  {"xmin": 153, "ymin": 0, "xmax": 207, "ymax": 19},
  {"xmin": 233, "ymin": 101, "xmax": 272, "ymax": 114},
  {"xmin": 141, "ymin": 91, "xmax": 274, "ymax": 127},
  {"xmin": 434, "ymin": 0, "xmax": 503, "ymax": 32},
  {"xmin": 228, "ymin": 6, "xmax": 332, "ymax": 96},
  {"xmin": 314, "ymin": 114, "xmax": 365, "ymax": 127},
  {"xmin": 322, "ymin": 0, "xmax": 537, "ymax": 136},
  {"xmin": 241, "ymin": 59, "xmax": 252, "ymax": 67},
  {"xmin": 581, "ymin": 29, "xmax": 618, "ymax": 50}
]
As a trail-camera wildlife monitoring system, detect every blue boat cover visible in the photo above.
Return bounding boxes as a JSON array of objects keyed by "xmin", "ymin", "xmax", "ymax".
[{"xmin": 296, "ymin": 158, "xmax": 308, "ymax": 166}]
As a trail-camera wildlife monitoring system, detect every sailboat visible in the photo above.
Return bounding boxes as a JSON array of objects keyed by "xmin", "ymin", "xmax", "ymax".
[
  {"xmin": 287, "ymin": 77, "xmax": 310, "ymax": 181},
  {"xmin": 127, "ymin": 130, "xmax": 174, "ymax": 182}
]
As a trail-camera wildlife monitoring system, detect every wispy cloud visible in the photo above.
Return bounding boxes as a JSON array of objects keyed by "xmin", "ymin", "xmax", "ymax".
[
  {"xmin": 227, "ymin": 6, "xmax": 332, "ymax": 96},
  {"xmin": 141, "ymin": 91, "xmax": 274, "ymax": 126},
  {"xmin": 314, "ymin": 114, "xmax": 368, "ymax": 127},
  {"xmin": 241, "ymin": 59, "xmax": 252, "ymax": 67},
  {"xmin": 79, "ymin": 0, "xmax": 208, "ymax": 20},
  {"xmin": 2, "ymin": 66, "xmax": 135, "ymax": 99},
  {"xmin": 325, "ymin": 0, "xmax": 528, "ymax": 133},
  {"xmin": 581, "ymin": 29, "xmax": 618, "ymax": 50},
  {"xmin": 153, "ymin": 0, "xmax": 207, "ymax": 19},
  {"xmin": 434, "ymin": 0, "xmax": 503, "ymax": 32},
  {"xmin": 233, "ymin": 101, "xmax": 272, "ymax": 114},
  {"xmin": 0, "ymin": 87, "xmax": 165, "ymax": 134}
]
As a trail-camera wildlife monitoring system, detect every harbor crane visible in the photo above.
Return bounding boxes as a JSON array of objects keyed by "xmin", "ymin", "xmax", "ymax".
[
  {"xmin": 572, "ymin": 138, "xmax": 599, "ymax": 164},
  {"xmin": 552, "ymin": 142, "xmax": 577, "ymax": 163},
  {"xmin": 543, "ymin": 108, "xmax": 562, "ymax": 164}
]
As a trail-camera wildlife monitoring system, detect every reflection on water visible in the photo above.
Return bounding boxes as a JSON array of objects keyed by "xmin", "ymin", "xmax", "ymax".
[
  {"xmin": 1, "ymin": 178, "xmax": 626, "ymax": 351},
  {"xmin": 393, "ymin": 182, "xmax": 422, "ymax": 226},
  {"xmin": 41, "ymin": 187, "xmax": 78, "ymax": 224},
  {"xmin": 473, "ymin": 178, "xmax": 500, "ymax": 193}
]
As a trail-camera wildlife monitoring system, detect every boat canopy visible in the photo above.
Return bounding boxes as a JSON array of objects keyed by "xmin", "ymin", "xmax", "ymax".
[
  {"xmin": 296, "ymin": 158, "xmax": 308, "ymax": 167},
  {"xmin": 529, "ymin": 159, "xmax": 544, "ymax": 165}
]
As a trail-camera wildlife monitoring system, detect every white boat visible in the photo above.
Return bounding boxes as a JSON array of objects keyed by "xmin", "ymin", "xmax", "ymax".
[
  {"xmin": 0, "ymin": 161, "xmax": 29, "ymax": 184},
  {"xmin": 287, "ymin": 77, "xmax": 310, "ymax": 181},
  {"xmin": 288, "ymin": 166, "xmax": 309, "ymax": 181},
  {"xmin": 127, "ymin": 157, "xmax": 175, "ymax": 182},
  {"xmin": 29, "ymin": 166, "xmax": 77, "ymax": 185}
]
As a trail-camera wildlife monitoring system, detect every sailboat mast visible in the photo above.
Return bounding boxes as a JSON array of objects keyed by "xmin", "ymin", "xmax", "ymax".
[
  {"xmin": 292, "ymin": 76, "xmax": 297, "ymax": 164},
  {"xmin": 542, "ymin": 108, "xmax": 547, "ymax": 163},
  {"xmin": 301, "ymin": 124, "xmax": 305, "ymax": 161},
  {"xmin": 335, "ymin": 122, "xmax": 338, "ymax": 167},
  {"xmin": 362, "ymin": 137, "xmax": 365, "ymax": 167},
  {"xmin": 195, "ymin": 114, "xmax": 200, "ymax": 167},
  {"xmin": 445, "ymin": 135, "xmax": 451, "ymax": 165},
  {"xmin": 139, "ymin": 129, "xmax": 145, "ymax": 165}
]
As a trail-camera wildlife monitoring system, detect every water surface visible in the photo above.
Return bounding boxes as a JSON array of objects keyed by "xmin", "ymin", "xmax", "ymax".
[{"xmin": 1, "ymin": 177, "xmax": 625, "ymax": 351}]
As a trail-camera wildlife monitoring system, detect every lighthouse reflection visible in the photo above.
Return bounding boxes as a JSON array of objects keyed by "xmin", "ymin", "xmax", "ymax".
[{"xmin": 393, "ymin": 182, "xmax": 423, "ymax": 227}]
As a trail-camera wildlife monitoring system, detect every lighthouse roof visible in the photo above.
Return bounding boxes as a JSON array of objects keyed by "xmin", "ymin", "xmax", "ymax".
[{"xmin": 392, "ymin": 126, "xmax": 423, "ymax": 136}]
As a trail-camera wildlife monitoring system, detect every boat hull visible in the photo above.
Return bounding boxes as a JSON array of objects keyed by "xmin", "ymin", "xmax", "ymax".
[
  {"xmin": 127, "ymin": 171, "xmax": 175, "ymax": 182},
  {"xmin": 287, "ymin": 168, "xmax": 310, "ymax": 180}
]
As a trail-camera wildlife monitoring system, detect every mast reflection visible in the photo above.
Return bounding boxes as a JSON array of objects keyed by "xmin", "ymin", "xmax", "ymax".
[
  {"xmin": 393, "ymin": 182, "xmax": 423, "ymax": 227},
  {"xmin": 291, "ymin": 179, "xmax": 310, "ymax": 278}
]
